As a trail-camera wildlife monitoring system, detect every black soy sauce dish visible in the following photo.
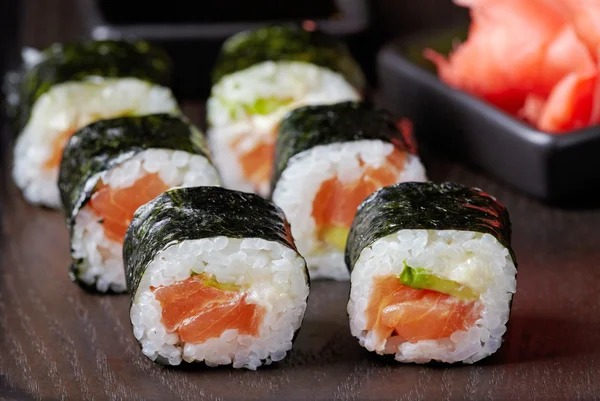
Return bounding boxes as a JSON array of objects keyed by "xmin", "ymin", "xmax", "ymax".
[{"xmin": 377, "ymin": 27, "xmax": 600, "ymax": 205}]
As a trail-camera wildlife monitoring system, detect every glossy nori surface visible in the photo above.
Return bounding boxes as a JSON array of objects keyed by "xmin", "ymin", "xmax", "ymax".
[
  {"xmin": 272, "ymin": 101, "xmax": 413, "ymax": 187},
  {"xmin": 15, "ymin": 40, "xmax": 172, "ymax": 131},
  {"xmin": 345, "ymin": 182, "xmax": 515, "ymax": 270},
  {"xmin": 58, "ymin": 114, "xmax": 212, "ymax": 286},
  {"xmin": 123, "ymin": 186, "xmax": 305, "ymax": 299},
  {"xmin": 211, "ymin": 25, "xmax": 365, "ymax": 90}
]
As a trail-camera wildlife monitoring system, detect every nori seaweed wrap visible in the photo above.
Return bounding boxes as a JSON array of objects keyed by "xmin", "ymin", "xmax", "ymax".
[
  {"xmin": 271, "ymin": 101, "xmax": 427, "ymax": 280},
  {"xmin": 212, "ymin": 24, "xmax": 364, "ymax": 90},
  {"xmin": 59, "ymin": 114, "xmax": 220, "ymax": 293},
  {"xmin": 346, "ymin": 182, "xmax": 515, "ymax": 269},
  {"xmin": 124, "ymin": 187, "xmax": 309, "ymax": 368},
  {"xmin": 11, "ymin": 39, "xmax": 179, "ymax": 208},
  {"xmin": 346, "ymin": 182, "xmax": 517, "ymax": 364},
  {"xmin": 12, "ymin": 40, "xmax": 172, "ymax": 131},
  {"xmin": 206, "ymin": 25, "xmax": 363, "ymax": 197}
]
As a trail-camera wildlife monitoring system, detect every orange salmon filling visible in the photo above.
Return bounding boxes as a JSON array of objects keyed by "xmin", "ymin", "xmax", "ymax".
[
  {"xmin": 312, "ymin": 149, "xmax": 407, "ymax": 245},
  {"xmin": 88, "ymin": 172, "xmax": 170, "ymax": 243},
  {"xmin": 44, "ymin": 127, "xmax": 77, "ymax": 169},
  {"xmin": 152, "ymin": 274, "xmax": 265, "ymax": 344},
  {"xmin": 231, "ymin": 124, "xmax": 279, "ymax": 192},
  {"xmin": 45, "ymin": 110, "xmax": 137, "ymax": 170},
  {"xmin": 237, "ymin": 140, "xmax": 275, "ymax": 189},
  {"xmin": 366, "ymin": 275, "xmax": 482, "ymax": 344}
]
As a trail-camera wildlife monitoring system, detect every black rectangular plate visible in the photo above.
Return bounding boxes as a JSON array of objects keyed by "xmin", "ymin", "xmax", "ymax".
[
  {"xmin": 377, "ymin": 27, "xmax": 600, "ymax": 204},
  {"xmin": 94, "ymin": 0, "xmax": 340, "ymax": 24}
]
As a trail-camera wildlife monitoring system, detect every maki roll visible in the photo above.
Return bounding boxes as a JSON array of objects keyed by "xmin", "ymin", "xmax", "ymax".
[
  {"xmin": 346, "ymin": 182, "xmax": 517, "ymax": 363},
  {"xmin": 271, "ymin": 102, "xmax": 427, "ymax": 280},
  {"xmin": 59, "ymin": 114, "xmax": 220, "ymax": 293},
  {"xmin": 207, "ymin": 25, "xmax": 364, "ymax": 196},
  {"xmin": 124, "ymin": 187, "xmax": 309, "ymax": 368},
  {"xmin": 11, "ymin": 40, "xmax": 178, "ymax": 208}
]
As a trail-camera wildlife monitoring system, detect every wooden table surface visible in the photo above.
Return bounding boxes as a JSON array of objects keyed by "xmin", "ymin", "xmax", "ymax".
[{"xmin": 2, "ymin": 1, "xmax": 600, "ymax": 400}]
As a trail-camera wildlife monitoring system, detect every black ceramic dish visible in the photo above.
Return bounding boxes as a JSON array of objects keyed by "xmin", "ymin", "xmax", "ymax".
[
  {"xmin": 94, "ymin": 0, "xmax": 340, "ymax": 24},
  {"xmin": 76, "ymin": 0, "xmax": 369, "ymax": 99},
  {"xmin": 377, "ymin": 27, "xmax": 600, "ymax": 204}
]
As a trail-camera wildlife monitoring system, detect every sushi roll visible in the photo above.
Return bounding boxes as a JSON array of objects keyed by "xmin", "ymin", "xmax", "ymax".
[
  {"xmin": 207, "ymin": 25, "xmax": 364, "ymax": 196},
  {"xmin": 12, "ymin": 40, "xmax": 179, "ymax": 208},
  {"xmin": 346, "ymin": 182, "xmax": 517, "ymax": 363},
  {"xmin": 59, "ymin": 114, "xmax": 220, "ymax": 293},
  {"xmin": 271, "ymin": 102, "xmax": 427, "ymax": 280},
  {"xmin": 124, "ymin": 187, "xmax": 309, "ymax": 368}
]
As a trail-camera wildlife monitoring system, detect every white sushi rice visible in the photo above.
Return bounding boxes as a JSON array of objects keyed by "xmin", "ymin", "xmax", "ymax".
[
  {"xmin": 12, "ymin": 77, "xmax": 179, "ymax": 208},
  {"xmin": 272, "ymin": 140, "xmax": 427, "ymax": 281},
  {"xmin": 130, "ymin": 236, "xmax": 309, "ymax": 369},
  {"xmin": 348, "ymin": 229, "xmax": 517, "ymax": 363},
  {"xmin": 71, "ymin": 149, "xmax": 220, "ymax": 293},
  {"xmin": 206, "ymin": 61, "xmax": 361, "ymax": 196}
]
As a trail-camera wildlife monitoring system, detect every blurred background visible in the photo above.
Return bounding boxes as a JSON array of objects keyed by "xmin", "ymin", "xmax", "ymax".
[
  {"xmin": 3, "ymin": 0, "xmax": 469, "ymax": 98},
  {"xmin": 5, "ymin": 0, "xmax": 600, "ymax": 203}
]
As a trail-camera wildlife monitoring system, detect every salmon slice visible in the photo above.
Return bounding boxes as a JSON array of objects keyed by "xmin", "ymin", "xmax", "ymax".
[
  {"xmin": 312, "ymin": 149, "xmax": 406, "ymax": 249},
  {"xmin": 366, "ymin": 275, "xmax": 481, "ymax": 345},
  {"xmin": 45, "ymin": 110, "xmax": 136, "ymax": 170},
  {"xmin": 44, "ymin": 127, "xmax": 77, "ymax": 169},
  {"xmin": 231, "ymin": 124, "xmax": 278, "ymax": 193},
  {"xmin": 153, "ymin": 274, "xmax": 265, "ymax": 344},
  {"xmin": 88, "ymin": 172, "xmax": 169, "ymax": 243},
  {"xmin": 237, "ymin": 140, "xmax": 275, "ymax": 189}
]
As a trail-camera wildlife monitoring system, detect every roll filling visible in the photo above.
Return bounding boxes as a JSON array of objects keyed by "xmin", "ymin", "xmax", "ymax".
[
  {"xmin": 152, "ymin": 273, "xmax": 265, "ymax": 344},
  {"xmin": 367, "ymin": 266, "xmax": 483, "ymax": 348}
]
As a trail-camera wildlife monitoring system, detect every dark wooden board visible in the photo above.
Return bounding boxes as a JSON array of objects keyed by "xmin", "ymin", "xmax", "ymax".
[
  {"xmin": 2, "ymin": 0, "xmax": 600, "ymax": 400},
  {"xmin": 4, "ymin": 136, "xmax": 600, "ymax": 401}
]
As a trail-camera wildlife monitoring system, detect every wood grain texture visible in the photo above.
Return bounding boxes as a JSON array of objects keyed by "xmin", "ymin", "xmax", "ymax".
[
  {"xmin": 4, "ymin": 132, "xmax": 600, "ymax": 401},
  {"xmin": 2, "ymin": 0, "xmax": 600, "ymax": 400}
]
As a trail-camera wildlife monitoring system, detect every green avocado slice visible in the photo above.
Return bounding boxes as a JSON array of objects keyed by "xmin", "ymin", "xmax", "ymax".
[
  {"xmin": 399, "ymin": 263, "xmax": 479, "ymax": 301},
  {"xmin": 321, "ymin": 226, "xmax": 350, "ymax": 251},
  {"xmin": 189, "ymin": 272, "xmax": 241, "ymax": 292},
  {"xmin": 216, "ymin": 96, "xmax": 295, "ymax": 122},
  {"xmin": 243, "ymin": 96, "xmax": 294, "ymax": 115},
  {"xmin": 203, "ymin": 275, "xmax": 241, "ymax": 292}
]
